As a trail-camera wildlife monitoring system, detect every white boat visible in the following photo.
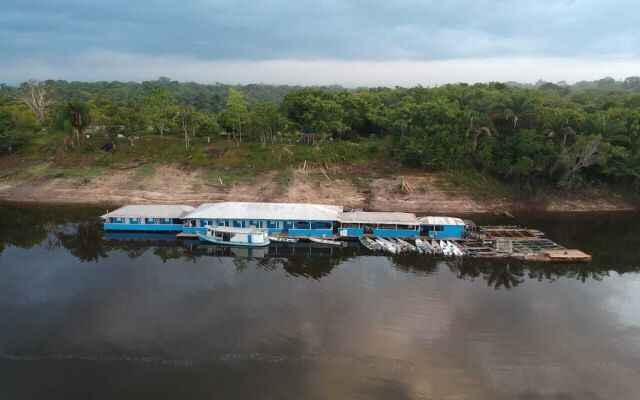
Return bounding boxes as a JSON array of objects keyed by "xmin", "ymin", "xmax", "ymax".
[
  {"xmin": 359, "ymin": 236, "xmax": 382, "ymax": 251},
  {"xmin": 269, "ymin": 236, "xmax": 299, "ymax": 243},
  {"xmin": 376, "ymin": 238, "xmax": 397, "ymax": 254},
  {"xmin": 431, "ymin": 239, "xmax": 442, "ymax": 254},
  {"xmin": 447, "ymin": 240, "xmax": 464, "ymax": 256},
  {"xmin": 439, "ymin": 240, "xmax": 453, "ymax": 256},
  {"xmin": 415, "ymin": 239, "xmax": 432, "ymax": 254},
  {"xmin": 308, "ymin": 237, "xmax": 344, "ymax": 247},
  {"xmin": 199, "ymin": 226, "xmax": 270, "ymax": 247},
  {"xmin": 396, "ymin": 238, "xmax": 418, "ymax": 253}
]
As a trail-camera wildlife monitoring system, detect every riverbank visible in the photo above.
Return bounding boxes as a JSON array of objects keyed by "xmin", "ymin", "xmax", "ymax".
[{"xmin": 0, "ymin": 163, "xmax": 635, "ymax": 213}]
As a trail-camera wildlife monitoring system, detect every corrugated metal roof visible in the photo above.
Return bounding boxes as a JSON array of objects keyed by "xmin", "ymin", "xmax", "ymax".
[
  {"xmin": 338, "ymin": 211, "xmax": 418, "ymax": 225},
  {"xmin": 101, "ymin": 205, "xmax": 195, "ymax": 219},
  {"xmin": 185, "ymin": 202, "xmax": 343, "ymax": 221},
  {"xmin": 418, "ymin": 216, "xmax": 466, "ymax": 226}
]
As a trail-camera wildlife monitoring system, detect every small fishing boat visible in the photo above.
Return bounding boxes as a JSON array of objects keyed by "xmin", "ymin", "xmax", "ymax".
[
  {"xmin": 376, "ymin": 238, "xmax": 397, "ymax": 254},
  {"xmin": 396, "ymin": 238, "xmax": 418, "ymax": 253},
  {"xmin": 447, "ymin": 240, "xmax": 464, "ymax": 256},
  {"xmin": 308, "ymin": 237, "xmax": 345, "ymax": 247},
  {"xmin": 431, "ymin": 239, "xmax": 442, "ymax": 255},
  {"xmin": 359, "ymin": 236, "xmax": 382, "ymax": 251},
  {"xmin": 269, "ymin": 236, "xmax": 299, "ymax": 243},
  {"xmin": 199, "ymin": 226, "xmax": 270, "ymax": 247},
  {"xmin": 439, "ymin": 240, "xmax": 453, "ymax": 256},
  {"xmin": 415, "ymin": 239, "xmax": 432, "ymax": 254}
]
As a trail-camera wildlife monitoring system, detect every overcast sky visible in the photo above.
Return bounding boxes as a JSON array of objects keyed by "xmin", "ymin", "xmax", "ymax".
[{"xmin": 2, "ymin": 0, "xmax": 640, "ymax": 86}]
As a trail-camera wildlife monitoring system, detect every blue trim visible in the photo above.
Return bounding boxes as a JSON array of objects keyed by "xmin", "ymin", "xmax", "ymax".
[
  {"xmin": 422, "ymin": 225, "xmax": 464, "ymax": 239},
  {"xmin": 288, "ymin": 229, "xmax": 334, "ymax": 236},
  {"xmin": 104, "ymin": 223, "xmax": 184, "ymax": 232},
  {"xmin": 372, "ymin": 229, "xmax": 419, "ymax": 238}
]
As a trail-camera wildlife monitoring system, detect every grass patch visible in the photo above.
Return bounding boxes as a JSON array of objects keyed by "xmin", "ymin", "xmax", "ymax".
[
  {"xmin": 447, "ymin": 170, "xmax": 516, "ymax": 200},
  {"xmin": 135, "ymin": 163, "xmax": 156, "ymax": 178}
]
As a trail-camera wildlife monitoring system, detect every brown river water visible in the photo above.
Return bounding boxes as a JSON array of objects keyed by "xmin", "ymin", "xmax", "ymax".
[{"xmin": 0, "ymin": 203, "xmax": 639, "ymax": 399}]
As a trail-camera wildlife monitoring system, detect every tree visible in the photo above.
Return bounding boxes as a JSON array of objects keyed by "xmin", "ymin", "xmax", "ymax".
[
  {"xmin": 58, "ymin": 100, "xmax": 91, "ymax": 148},
  {"xmin": 249, "ymin": 101, "xmax": 286, "ymax": 147},
  {"xmin": 221, "ymin": 88, "xmax": 249, "ymax": 142},
  {"xmin": 544, "ymin": 109, "xmax": 576, "ymax": 149},
  {"xmin": 175, "ymin": 107, "xmax": 201, "ymax": 150},
  {"xmin": 142, "ymin": 89, "xmax": 176, "ymax": 138},
  {"xmin": 500, "ymin": 91, "xmax": 537, "ymax": 130},
  {"xmin": 0, "ymin": 108, "xmax": 17, "ymax": 154},
  {"xmin": 113, "ymin": 101, "xmax": 146, "ymax": 147},
  {"xmin": 14, "ymin": 80, "xmax": 52, "ymax": 125}
]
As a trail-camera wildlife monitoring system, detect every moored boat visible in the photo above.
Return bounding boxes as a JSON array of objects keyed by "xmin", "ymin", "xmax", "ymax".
[
  {"xmin": 447, "ymin": 240, "xmax": 464, "ymax": 256},
  {"xmin": 308, "ymin": 237, "xmax": 345, "ymax": 247},
  {"xmin": 199, "ymin": 226, "xmax": 270, "ymax": 247},
  {"xmin": 431, "ymin": 239, "xmax": 442, "ymax": 254},
  {"xmin": 269, "ymin": 236, "xmax": 299, "ymax": 243},
  {"xmin": 359, "ymin": 236, "xmax": 382, "ymax": 251},
  {"xmin": 439, "ymin": 240, "xmax": 453, "ymax": 256}
]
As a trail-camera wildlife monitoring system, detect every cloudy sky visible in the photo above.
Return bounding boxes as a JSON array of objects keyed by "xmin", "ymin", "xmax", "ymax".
[{"xmin": 2, "ymin": 0, "xmax": 640, "ymax": 86}]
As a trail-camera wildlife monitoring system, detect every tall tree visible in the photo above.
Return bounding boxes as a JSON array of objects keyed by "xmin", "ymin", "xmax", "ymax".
[
  {"xmin": 500, "ymin": 91, "xmax": 537, "ymax": 130},
  {"xmin": 142, "ymin": 89, "xmax": 176, "ymax": 138},
  {"xmin": 14, "ymin": 80, "xmax": 52, "ymax": 125},
  {"xmin": 59, "ymin": 100, "xmax": 91, "ymax": 147},
  {"xmin": 222, "ymin": 88, "xmax": 250, "ymax": 142}
]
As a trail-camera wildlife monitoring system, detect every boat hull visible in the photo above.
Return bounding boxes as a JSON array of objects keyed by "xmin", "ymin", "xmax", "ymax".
[{"xmin": 199, "ymin": 234, "xmax": 271, "ymax": 247}]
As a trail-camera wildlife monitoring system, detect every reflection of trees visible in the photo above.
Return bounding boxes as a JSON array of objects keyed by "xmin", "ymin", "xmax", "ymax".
[
  {"xmin": 391, "ymin": 255, "xmax": 440, "ymax": 275},
  {"xmin": 55, "ymin": 221, "xmax": 107, "ymax": 262},
  {"xmin": 451, "ymin": 260, "xmax": 525, "ymax": 290}
]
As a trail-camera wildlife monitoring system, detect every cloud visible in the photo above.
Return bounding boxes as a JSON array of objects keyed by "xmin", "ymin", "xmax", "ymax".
[
  {"xmin": 2, "ymin": 51, "xmax": 640, "ymax": 86},
  {"xmin": 1, "ymin": 0, "xmax": 640, "ymax": 84}
]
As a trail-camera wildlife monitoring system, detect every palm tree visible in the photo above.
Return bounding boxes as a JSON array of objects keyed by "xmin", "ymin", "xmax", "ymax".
[
  {"xmin": 545, "ymin": 109, "xmax": 576, "ymax": 149},
  {"xmin": 466, "ymin": 112, "xmax": 494, "ymax": 151},
  {"xmin": 500, "ymin": 92, "xmax": 537, "ymax": 131},
  {"xmin": 61, "ymin": 100, "xmax": 91, "ymax": 147}
]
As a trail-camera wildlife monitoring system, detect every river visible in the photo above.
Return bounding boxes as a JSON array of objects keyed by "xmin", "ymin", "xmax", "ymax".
[{"xmin": 0, "ymin": 203, "xmax": 639, "ymax": 399}]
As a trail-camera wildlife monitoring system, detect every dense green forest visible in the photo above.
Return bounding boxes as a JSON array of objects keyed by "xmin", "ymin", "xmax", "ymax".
[{"xmin": 2, "ymin": 77, "xmax": 640, "ymax": 191}]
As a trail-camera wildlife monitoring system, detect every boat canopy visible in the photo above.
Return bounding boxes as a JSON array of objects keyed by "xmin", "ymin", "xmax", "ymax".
[
  {"xmin": 418, "ymin": 216, "xmax": 466, "ymax": 226},
  {"xmin": 185, "ymin": 202, "xmax": 343, "ymax": 221},
  {"xmin": 101, "ymin": 205, "xmax": 195, "ymax": 220},
  {"xmin": 206, "ymin": 226, "xmax": 268, "ymax": 234},
  {"xmin": 338, "ymin": 211, "xmax": 418, "ymax": 225}
]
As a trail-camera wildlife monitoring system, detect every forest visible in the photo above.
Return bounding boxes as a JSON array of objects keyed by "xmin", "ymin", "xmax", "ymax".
[{"xmin": 2, "ymin": 77, "xmax": 640, "ymax": 192}]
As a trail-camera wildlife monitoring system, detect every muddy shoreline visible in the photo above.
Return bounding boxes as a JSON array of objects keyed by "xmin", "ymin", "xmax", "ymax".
[{"xmin": 1, "ymin": 166, "xmax": 635, "ymax": 213}]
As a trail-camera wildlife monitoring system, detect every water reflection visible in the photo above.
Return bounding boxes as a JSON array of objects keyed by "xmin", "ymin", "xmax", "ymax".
[
  {"xmin": 0, "ymin": 203, "xmax": 639, "ymax": 288},
  {"xmin": 2, "ymin": 204, "xmax": 640, "ymax": 399}
]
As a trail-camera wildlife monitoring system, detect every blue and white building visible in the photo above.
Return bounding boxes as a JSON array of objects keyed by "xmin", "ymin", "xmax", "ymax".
[
  {"xmin": 418, "ymin": 216, "xmax": 466, "ymax": 239},
  {"xmin": 101, "ymin": 205, "xmax": 195, "ymax": 232},
  {"xmin": 182, "ymin": 202, "xmax": 343, "ymax": 236},
  {"xmin": 338, "ymin": 211, "xmax": 420, "ymax": 237}
]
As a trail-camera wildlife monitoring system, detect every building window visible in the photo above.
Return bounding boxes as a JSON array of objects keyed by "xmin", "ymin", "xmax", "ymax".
[
  {"xmin": 311, "ymin": 221, "xmax": 332, "ymax": 229},
  {"xmin": 130, "ymin": 218, "xmax": 140, "ymax": 224},
  {"xmin": 294, "ymin": 221, "xmax": 311, "ymax": 229}
]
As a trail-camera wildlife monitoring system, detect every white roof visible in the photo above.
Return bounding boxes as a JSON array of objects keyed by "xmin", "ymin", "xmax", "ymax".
[
  {"xmin": 186, "ymin": 202, "xmax": 343, "ymax": 221},
  {"xmin": 207, "ymin": 226, "xmax": 268, "ymax": 234},
  {"xmin": 338, "ymin": 211, "xmax": 418, "ymax": 225},
  {"xmin": 418, "ymin": 216, "xmax": 466, "ymax": 226},
  {"xmin": 101, "ymin": 205, "xmax": 195, "ymax": 219}
]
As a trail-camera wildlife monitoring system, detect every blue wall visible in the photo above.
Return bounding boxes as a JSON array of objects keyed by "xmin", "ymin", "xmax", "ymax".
[
  {"xmin": 373, "ymin": 228, "xmax": 420, "ymax": 238},
  {"xmin": 422, "ymin": 225, "xmax": 464, "ymax": 239},
  {"xmin": 104, "ymin": 223, "xmax": 184, "ymax": 232}
]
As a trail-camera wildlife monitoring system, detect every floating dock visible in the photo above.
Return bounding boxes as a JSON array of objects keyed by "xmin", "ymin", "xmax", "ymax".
[{"xmin": 100, "ymin": 202, "xmax": 591, "ymax": 263}]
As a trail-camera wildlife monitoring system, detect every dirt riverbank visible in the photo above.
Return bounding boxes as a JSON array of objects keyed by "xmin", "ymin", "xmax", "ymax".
[{"xmin": 0, "ymin": 164, "xmax": 635, "ymax": 213}]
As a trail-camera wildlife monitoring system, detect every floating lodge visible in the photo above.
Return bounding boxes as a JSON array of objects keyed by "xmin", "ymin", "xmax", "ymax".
[
  {"xmin": 100, "ymin": 201, "xmax": 591, "ymax": 263},
  {"xmin": 102, "ymin": 202, "xmax": 466, "ymax": 239}
]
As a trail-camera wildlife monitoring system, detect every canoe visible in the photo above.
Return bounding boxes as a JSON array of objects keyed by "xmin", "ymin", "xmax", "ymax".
[
  {"xmin": 376, "ymin": 238, "xmax": 397, "ymax": 254},
  {"xmin": 396, "ymin": 238, "xmax": 418, "ymax": 253},
  {"xmin": 308, "ymin": 237, "xmax": 344, "ymax": 247},
  {"xmin": 269, "ymin": 236, "xmax": 299, "ymax": 243},
  {"xmin": 359, "ymin": 236, "xmax": 382, "ymax": 251},
  {"xmin": 447, "ymin": 240, "xmax": 464, "ymax": 256},
  {"xmin": 431, "ymin": 239, "xmax": 442, "ymax": 254},
  {"xmin": 439, "ymin": 240, "xmax": 453, "ymax": 256}
]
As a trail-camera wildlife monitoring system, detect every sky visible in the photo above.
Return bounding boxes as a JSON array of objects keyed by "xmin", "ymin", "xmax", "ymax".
[{"xmin": 2, "ymin": 0, "xmax": 640, "ymax": 86}]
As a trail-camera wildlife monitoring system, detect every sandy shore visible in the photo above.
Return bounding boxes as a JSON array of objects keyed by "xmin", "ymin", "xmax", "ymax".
[{"xmin": 0, "ymin": 165, "xmax": 635, "ymax": 213}]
